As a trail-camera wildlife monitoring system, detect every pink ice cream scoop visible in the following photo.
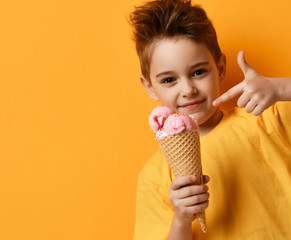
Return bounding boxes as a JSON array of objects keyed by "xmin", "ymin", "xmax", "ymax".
[
  {"xmin": 148, "ymin": 106, "xmax": 204, "ymax": 232},
  {"xmin": 149, "ymin": 106, "xmax": 175, "ymax": 132},
  {"xmin": 163, "ymin": 113, "xmax": 197, "ymax": 135}
]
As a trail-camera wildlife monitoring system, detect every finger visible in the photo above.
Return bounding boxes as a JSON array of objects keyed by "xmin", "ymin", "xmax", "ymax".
[
  {"xmin": 237, "ymin": 50, "xmax": 248, "ymax": 75},
  {"xmin": 237, "ymin": 92, "xmax": 250, "ymax": 108},
  {"xmin": 244, "ymin": 98, "xmax": 258, "ymax": 113},
  {"xmin": 252, "ymin": 99, "xmax": 272, "ymax": 116},
  {"xmin": 181, "ymin": 192, "xmax": 210, "ymax": 207},
  {"xmin": 252, "ymin": 105, "xmax": 265, "ymax": 116},
  {"xmin": 213, "ymin": 82, "xmax": 244, "ymax": 106},
  {"xmin": 176, "ymin": 184, "xmax": 208, "ymax": 199},
  {"xmin": 202, "ymin": 175, "xmax": 210, "ymax": 184},
  {"xmin": 237, "ymin": 50, "xmax": 257, "ymax": 78},
  {"xmin": 187, "ymin": 200, "xmax": 209, "ymax": 215},
  {"xmin": 170, "ymin": 175, "xmax": 196, "ymax": 190}
]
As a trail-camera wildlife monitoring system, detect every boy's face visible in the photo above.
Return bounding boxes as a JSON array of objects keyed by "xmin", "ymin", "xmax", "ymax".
[{"xmin": 141, "ymin": 36, "xmax": 226, "ymax": 130}]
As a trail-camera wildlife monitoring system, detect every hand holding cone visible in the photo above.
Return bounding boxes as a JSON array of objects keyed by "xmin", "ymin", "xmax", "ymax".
[{"xmin": 149, "ymin": 107, "xmax": 207, "ymax": 233}]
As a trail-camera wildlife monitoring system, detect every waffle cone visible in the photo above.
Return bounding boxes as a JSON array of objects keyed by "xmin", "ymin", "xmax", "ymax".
[{"xmin": 157, "ymin": 131, "xmax": 206, "ymax": 233}]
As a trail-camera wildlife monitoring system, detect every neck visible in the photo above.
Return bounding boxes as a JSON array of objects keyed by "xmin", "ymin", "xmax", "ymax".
[{"xmin": 199, "ymin": 109, "xmax": 223, "ymax": 137}]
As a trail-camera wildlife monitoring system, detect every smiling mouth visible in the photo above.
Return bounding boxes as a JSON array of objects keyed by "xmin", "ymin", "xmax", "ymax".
[{"xmin": 179, "ymin": 99, "xmax": 205, "ymax": 109}]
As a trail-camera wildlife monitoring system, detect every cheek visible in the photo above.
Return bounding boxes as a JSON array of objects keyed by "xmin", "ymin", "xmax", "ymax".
[
  {"xmin": 203, "ymin": 76, "xmax": 220, "ymax": 97},
  {"xmin": 156, "ymin": 89, "xmax": 177, "ymax": 107},
  {"xmin": 159, "ymin": 92, "xmax": 174, "ymax": 103}
]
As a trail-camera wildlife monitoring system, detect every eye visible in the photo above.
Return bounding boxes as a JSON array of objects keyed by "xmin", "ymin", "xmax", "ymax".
[
  {"xmin": 161, "ymin": 77, "xmax": 176, "ymax": 84},
  {"xmin": 192, "ymin": 69, "xmax": 207, "ymax": 76}
]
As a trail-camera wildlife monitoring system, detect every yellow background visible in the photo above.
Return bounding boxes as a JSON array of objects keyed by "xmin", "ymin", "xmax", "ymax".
[{"xmin": 0, "ymin": 0, "xmax": 291, "ymax": 239}]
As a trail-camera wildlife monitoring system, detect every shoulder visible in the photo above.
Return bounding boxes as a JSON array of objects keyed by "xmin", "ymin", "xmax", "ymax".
[
  {"xmin": 264, "ymin": 102, "xmax": 291, "ymax": 146},
  {"xmin": 203, "ymin": 104, "xmax": 281, "ymax": 143},
  {"xmin": 219, "ymin": 102, "xmax": 291, "ymax": 145},
  {"xmin": 264, "ymin": 101, "xmax": 291, "ymax": 122},
  {"xmin": 221, "ymin": 102, "xmax": 289, "ymax": 128}
]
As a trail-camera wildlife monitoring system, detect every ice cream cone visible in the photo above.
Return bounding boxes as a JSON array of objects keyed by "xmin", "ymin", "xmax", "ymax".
[{"xmin": 157, "ymin": 130, "xmax": 206, "ymax": 233}]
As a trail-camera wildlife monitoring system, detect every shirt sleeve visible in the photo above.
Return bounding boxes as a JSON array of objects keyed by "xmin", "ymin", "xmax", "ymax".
[
  {"xmin": 133, "ymin": 173, "xmax": 174, "ymax": 240},
  {"xmin": 266, "ymin": 101, "xmax": 291, "ymax": 147}
]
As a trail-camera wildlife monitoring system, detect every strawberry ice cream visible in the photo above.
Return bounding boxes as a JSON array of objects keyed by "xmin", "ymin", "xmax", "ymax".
[
  {"xmin": 149, "ymin": 106, "xmax": 198, "ymax": 139},
  {"xmin": 148, "ymin": 106, "xmax": 206, "ymax": 233},
  {"xmin": 149, "ymin": 106, "xmax": 175, "ymax": 132},
  {"xmin": 163, "ymin": 113, "xmax": 197, "ymax": 135}
]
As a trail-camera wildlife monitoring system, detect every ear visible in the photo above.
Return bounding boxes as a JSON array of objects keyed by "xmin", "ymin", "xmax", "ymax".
[
  {"xmin": 217, "ymin": 54, "xmax": 226, "ymax": 82},
  {"xmin": 140, "ymin": 75, "xmax": 159, "ymax": 101}
]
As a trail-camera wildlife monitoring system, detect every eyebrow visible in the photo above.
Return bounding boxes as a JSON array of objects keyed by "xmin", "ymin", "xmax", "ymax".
[{"xmin": 155, "ymin": 61, "xmax": 210, "ymax": 78}]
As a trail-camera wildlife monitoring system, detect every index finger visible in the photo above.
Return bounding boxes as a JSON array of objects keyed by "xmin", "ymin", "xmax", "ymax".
[
  {"xmin": 170, "ymin": 175, "xmax": 196, "ymax": 190},
  {"xmin": 212, "ymin": 82, "xmax": 244, "ymax": 106}
]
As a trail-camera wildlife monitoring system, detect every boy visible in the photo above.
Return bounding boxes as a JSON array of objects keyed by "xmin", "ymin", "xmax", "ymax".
[{"xmin": 129, "ymin": 0, "xmax": 291, "ymax": 239}]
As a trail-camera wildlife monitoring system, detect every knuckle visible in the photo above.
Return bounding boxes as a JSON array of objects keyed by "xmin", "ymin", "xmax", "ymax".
[
  {"xmin": 169, "ymin": 194, "xmax": 174, "ymax": 202},
  {"xmin": 169, "ymin": 182, "xmax": 175, "ymax": 190},
  {"xmin": 173, "ymin": 200, "xmax": 180, "ymax": 209},
  {"xmin": 192, "ymin": 195, "xmax": 199, "ymax": 204},
  {"xmin": 169, "ymin": 189, "xmax": 174, "ymax": 197},
  {"xmin": 252, "ymin": 94, "xmax": 261, "ymax": 101},
  {"xmin": 170, "ymin": 179, "xmax": 181, "ymax": 189},
  {"xmin": 186, "ymin": 187, "xmax": 193, "ymax": 196},
  {"xmin": 181, "ymin": 186, "xmax": 190, "ymax": 196},
  {"xmin": 169, "ymin": 192, "xmax": 177, "ymax": 202},
  {"xmin": 246, "ymin": 89, "xmax": 255, "ymax": 96},
  {"xmin": 245, "ymin": 85, "xmax": 257, "ymax": 94}
]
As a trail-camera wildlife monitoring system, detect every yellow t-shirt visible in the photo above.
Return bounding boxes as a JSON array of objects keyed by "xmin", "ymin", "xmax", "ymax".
[{"xmin": 134, "ymin": 102, "xmax": 291, "ymax": 240}]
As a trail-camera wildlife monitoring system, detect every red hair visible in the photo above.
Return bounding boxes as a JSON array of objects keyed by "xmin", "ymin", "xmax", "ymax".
[{"xmin": 129, "ymin": 0, "xmax": 222, "ymax": 80}]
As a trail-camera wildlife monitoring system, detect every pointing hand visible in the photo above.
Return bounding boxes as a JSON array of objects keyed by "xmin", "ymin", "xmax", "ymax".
[{"xmin": 213, "ymin": 51, "xmax": 278, "ymax": 116}]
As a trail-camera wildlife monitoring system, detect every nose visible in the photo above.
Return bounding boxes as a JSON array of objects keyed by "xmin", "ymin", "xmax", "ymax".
[{"xmin": 180, "ymin": 78, "xmax": 198, "ymax": 97}]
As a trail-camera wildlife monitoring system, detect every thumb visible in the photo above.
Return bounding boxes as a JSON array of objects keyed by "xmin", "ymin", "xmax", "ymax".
[{"xmin": 237, "ymin": 50, "xmax": 256, "ymax": 77}]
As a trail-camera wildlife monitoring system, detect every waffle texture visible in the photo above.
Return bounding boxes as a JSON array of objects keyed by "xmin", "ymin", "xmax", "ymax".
[{"xmin": 157, "ymin": 131, "xmax": 206, "ymax": 233}]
